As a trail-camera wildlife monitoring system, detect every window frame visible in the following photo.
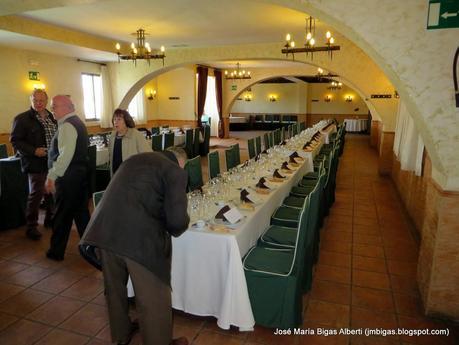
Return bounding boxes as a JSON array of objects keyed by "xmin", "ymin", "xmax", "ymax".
[{"xmin": 81, "ymin": 72, "xmax": 102, "ymax": 122}]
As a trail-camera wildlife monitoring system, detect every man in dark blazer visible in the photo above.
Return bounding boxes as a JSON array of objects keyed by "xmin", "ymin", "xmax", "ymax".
[
  {"xmin": 81, "ymin": 147, "xmax": 190, "ymax": 345},
  {"xmin": 10, "ymin": 89, "xmax": 57, "ymax": 240}
]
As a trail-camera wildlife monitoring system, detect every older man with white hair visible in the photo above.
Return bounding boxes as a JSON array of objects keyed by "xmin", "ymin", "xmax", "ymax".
[{"xmin": 45, "ymin": 95, "xmax": 90, "ymax": 261}]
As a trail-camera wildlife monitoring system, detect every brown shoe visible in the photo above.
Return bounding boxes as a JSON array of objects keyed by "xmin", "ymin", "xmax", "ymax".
[{"xmin": 170, "ymin": 337, "xmax": 189, "ymax": 345}]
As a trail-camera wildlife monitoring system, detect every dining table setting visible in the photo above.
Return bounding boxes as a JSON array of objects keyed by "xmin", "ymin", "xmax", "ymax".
[{"xmin": 169, "ymin": 120, "xmax": 334, "ymax": 330}]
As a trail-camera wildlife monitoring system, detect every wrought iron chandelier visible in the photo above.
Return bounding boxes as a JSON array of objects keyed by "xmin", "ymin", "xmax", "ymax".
[
  {"xmin": 282, "ymin": 17, "xmax": 340, "ymax": 60},
  {"xmin": 224, "ymin": 63, "xmax": 251, "ymax": 80},
  {"xmin": 115, "ymin": 28, "xmax": 165, "ymax": 66}
]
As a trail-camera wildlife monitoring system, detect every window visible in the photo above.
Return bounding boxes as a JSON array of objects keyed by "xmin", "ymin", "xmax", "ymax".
[
  {"xmin": 128, "ymin": 88, "xmax": 144, "ymax": 120},
  {"xmin": 81, "ymin": 73, "xmax": 102, "ymax": 121},
  {"xmin": 203, "ymin": 76, "xmax": 219, "ymax": 136}
]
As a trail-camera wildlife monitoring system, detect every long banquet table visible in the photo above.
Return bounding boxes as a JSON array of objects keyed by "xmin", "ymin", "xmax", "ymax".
[
  {"xmin": 170, "ymin": 135, "xmax": 325, "ymax": 330},
  {"xmin": 344, "ymin": 118, "xmax": 367, "ymax": 132}
]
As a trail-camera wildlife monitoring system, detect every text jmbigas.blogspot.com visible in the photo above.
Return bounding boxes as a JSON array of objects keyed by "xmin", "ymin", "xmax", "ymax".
[{"xmin": 273, "ymin": 327, "xmax": 450, "ymax": 337}]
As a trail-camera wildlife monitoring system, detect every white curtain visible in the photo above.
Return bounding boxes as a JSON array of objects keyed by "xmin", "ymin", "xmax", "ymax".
[
  {"xmin": 128, "ymin": 88, "xmax": 147, "ymax": 125},
  {"xmin": 100, "ymin": 65, "xmax": 114, "ymax": 129},
  {"xmin": 393, "ymin": 101, "xmax": 424, "ymax": 176}
]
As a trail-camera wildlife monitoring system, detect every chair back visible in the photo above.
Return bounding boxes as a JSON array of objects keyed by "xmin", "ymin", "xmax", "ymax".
[
  {"xmin": 184, "ymin": 155, "xmax": 203, "ymax": 192},
  {"xmin": 265, "ymin": 114, "xmax": 273, "ymax": 123},
  {"xmin": 253, "ymin": 136, "xmax": 261, "ymax": 155},
  {"xmin": 208, "ymin": 150, "xmax": 221, "ymax": 180},
  {"xmin": 92, "ymin": 190, "xmax": 105, "ymax": 208},
  {"xmin": 184, "ymin": 129, "xmax": 194, "ymax": 158},
  {"xmin": 87, "ymin": 145, "xmax": 97, "ymax": 196},
  {"xmin": 232, "ymin": 143, "xmax": 241, "ymax": 165},
  {"xmin": 263, "ymin": 133, "xmax": 269, "ymax": 151},
  {"xmin": 0, "ymin": 143, "xmax": 7, "ymax": 158},
  {"xmin": 225, "ymin": 146, "xmax": 238, "ymax": 171},
  {"xmin": 163, "ymin": 132, "xmax": 175, "ymax": 150},
  {"xmin": 247, "ymin": 138, "xmax": 256, "ymax": 159},
  {"xmin": 199, "ymin": 125, "xmax": 210, "ymax": 156},
  {"xmin": 151, "ymin": 127, "xmax": 160, "ymax": 135},
  {"xmin": 193, "ymin": 128, "xmax": 200, "ymax": 158},
  {"xmin": 268, "ymin": 132, "xmax": 274, "ymax": 148},
  {"xmin": 137, "ymin": 127, "xmax": 151, "ymax": 139},
  {"xmin": 151, "ymin": 134, "xmax": 163, "ymax": 151}
]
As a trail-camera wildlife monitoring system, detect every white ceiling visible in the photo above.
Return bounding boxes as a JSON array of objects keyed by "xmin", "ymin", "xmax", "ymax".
[{"xmin": 0, "ymin": 0, "xmax": 340, "ymax": 66}]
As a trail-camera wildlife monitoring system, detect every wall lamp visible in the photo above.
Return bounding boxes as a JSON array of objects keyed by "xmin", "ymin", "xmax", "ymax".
[
  {"xmin": 147, "ymin": 89, "xmax": 157, "ymax": 100},
  {"xmin": 324, "ymin": 94, "xmax": 332, "ymax": 102},
  {"xmin": 345, "ymin": 95, "xmax": 353, "ymax": 102},
  {"xmin": 269, "ymin": 94, "xmax": 278, "ymax": 102},
  {"xmin": 244, "ymin": 94, "xmax": 252, "ymax": 101},
  {"xmin": 33, "ymin": 83, "xmax": 46, "ymax": 90}
]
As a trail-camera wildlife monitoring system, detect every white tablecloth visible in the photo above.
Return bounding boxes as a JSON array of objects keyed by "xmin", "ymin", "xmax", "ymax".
[
  {"xmin": 344, "ymin": 119, "xmax": 367, "ymax": 132},
  {"xmin": 321, "ymin": 124, "xmax": 337, "ymax": 144},
  {"xmin": 96, "ymin": 148, "xmax": 109, "ymax": 166},
  {"xmin": 170, "ymin": 142, "xmax": 322, "ymax": 330},
  {"xmin": 229, "ymin": 116, "xmax": 247, "ymax": 124}
]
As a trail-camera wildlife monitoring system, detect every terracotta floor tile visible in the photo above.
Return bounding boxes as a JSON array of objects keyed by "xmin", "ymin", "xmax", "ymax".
[
  {"xmin": 384, "ymin": 246, "xmax": 419, "ymax": 263},
  {"xmin": 0, "ymin": 281, "xmax": 25, "ymax": 304},
  {"xmin": 387, "ymin": 263, "xmax": 417, "ymax": 281},
  {"xmin": 351, "ymin": 307, "xmax": 398, "ymax": 330},
  {"xmin": 353, "ymin": 270, "xmax": 391, "ymax": 290},
  {"xmin": 0, "ymin": 319, "xmax": 52, "ymax": 345},
  {"xmin": 353, "ymin": 234, "xmax": 382, "ymax": 246},
  {"xmin": 353, "ymin": 244, "xmax": 385, "ymax": 259},
  {"xmin": 322, "ymin": 231, "xmax": 353, "ymax": 243},
  {"xmin": 94, "ymin": 324, "xmax": 111, "ymax": 341},
  {"xmin": 193, "ymin": 330, "xmax": 248, "ymax": 344},
  {"xmin": 60, "ymin": 277, "xmax": 104, "ymax": 302},
  {"xmin": 315, "ymin": 264, "xmax": 351, "ymax": 284},
  {"xmin": 318, "ymin": 251, "xmax": 352, "ymax": 268},
  {"xmin": 172, "ymin": 323, "xmax": 201, "ymax": 343},
  {"xmin": 0, "ymin": 260, "xmax": 30, "ymax": 280},
  {"xmin": 247, "ymin": 325, "xmax": 298, "ymax": 345},
  {"xmin": 320, "ymin": 240, "xmax": 352, "ymax": 255},
  {"xmin": 0, "ymin": 287, "xmax": 54, "ymax": 316},
  {"xmin": 64, "ymin": 259, "xmax": 99, "ymax": 276},
  {"xmin": 85, "ymin": 338, "xmax": 111, "ymax": 345},
  {"xmin": 393, "ymin": 293, "xmax": 425, "ymax": 318},
  {"xmin": 203, "ymin": 322, "xmax": 248, "ymax": 339},
  {"xmin": 350, "ymin": 335, "xmax": 400, "ymax": 344},
  {"xmin": 173, "ymin": 311, "xmax": 208, "ymax": 328},
  {"xmin": 3, "ymin": 265, "xmax": 55, "ymax": 287},
  {"xmin": 352, "ymin": 256, "xmax": 387, "ymax": 273},
  {"xmin": 0, "ymin": 312, "xmax": 18, "ymax": 332},
  {"xmin": 327, "ymin": 214, "xmax": 353, "ymax": 225},
  {"xmin": 397, "ymin": 315, "xmax": 456, "ymax": 345},
  {"xmin": 11, "ymin": 250, "xmax": 47, "ymax": 266},
  {"xmin": 34, "ymin": 328, "xmax": 89, "ymax": 345},
  {"xmin": 304, "ymin": 300, "xmax": 350, "ymax": 328},
  {"xmin": 28, "ymin": 295, "xmax": 85, "ymax": 326},
  {"xmin": 353, "ymin": 224, "xmax": 380, "ymax": 236},
  {"xmin": 351, "ymin": 286, "xmax": 395, "ymax": 313},
  {"xmin": 90, "ymin": 292, "xmax": 107, "ymax": 307},
  {"xmin": 32, "ymin": 269, "xmax": 84, "ymax": 294},
  {"xmin": 310, "ymin": 279, "xmax": 351, "ymax": 305},
  {"xmin": 297, "ymin": 323, "xmax": 349, "ymax": 345},
  {"xmin": 330, "ymin": 207, "xmax": 353, "ymax": 217},
  {"xmin": 353, "ymin": 217, "xmax": 379, "ymax": 227},
  {"xmin": 60, "ymin": 303, "xmax": 108, "ymax": 336},
  {"xmin": 325, "ymin": 221, "xmax": 353, "ymax": 233},
  {"xmin": 390, "ymin": 275, "xmax": 420, "ymax": 296}
]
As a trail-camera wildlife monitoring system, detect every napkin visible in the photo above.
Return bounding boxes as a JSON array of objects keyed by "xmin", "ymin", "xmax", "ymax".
[
  {"xmin": 289, "ymin": 156, "xmax": 299, "ymax": 166},
  {"xmin": 290, "ymin": 151, "xmax": 304, "ymax": 161},
  {"xmin": 273, "ymin": 169, "xmax": 286, "ymax": 179},
  {"xmin": 240, "ymin": 189, "xmax": 253, "ymax": 203},
  {"xmin": 215, "ymin": 205, "xmax": 231, "ymax": 220},
  {"xmin": 281, "ymin": 162, "xmax": 292, "ymax": 171},
  {"xmin": 256, "ymin": 177, "xmax": 270, "ymax": 189}
]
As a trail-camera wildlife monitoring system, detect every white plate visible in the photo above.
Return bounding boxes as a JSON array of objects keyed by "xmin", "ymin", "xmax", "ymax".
[{"xmin": 190, "ymin": 222, "xmax": 207, "ymax": 230}]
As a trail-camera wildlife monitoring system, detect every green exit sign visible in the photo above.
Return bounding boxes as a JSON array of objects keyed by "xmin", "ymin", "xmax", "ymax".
[
  {"xmin": 427, "ymin": 0, "xmax": 459, "ymax": 29},
  {"xmin": 231, "ymin": 85, "xmax": 237, "ymax": 91},
  {"xmin": 28, "ymin": 71, "xmax": 40, "ymax": 80}
]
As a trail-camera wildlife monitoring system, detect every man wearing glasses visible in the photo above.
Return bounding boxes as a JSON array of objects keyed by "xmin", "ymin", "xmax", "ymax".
[{"xmin": 10, "ymin": 89, "xmax": 57, "ymax": 240}]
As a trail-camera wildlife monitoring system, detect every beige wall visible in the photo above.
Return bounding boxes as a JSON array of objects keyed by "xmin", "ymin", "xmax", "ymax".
[
  {"xmin": 308, "ymin": 83, "xmax": 368, "ymax": 115},
  {"xmin": 0, "ymin": 45, "xmax": 101, "ymax": 133}
]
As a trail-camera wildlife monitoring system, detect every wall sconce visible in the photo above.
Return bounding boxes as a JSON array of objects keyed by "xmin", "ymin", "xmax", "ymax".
[
  {"xmin": 394, "ymin": 90, "xmax": 400, "ymax": 99},
  {"xmin": 345, "ymin": 95, "xmax": 353, "ymax": 102},
  {"xmin": 147, "ymin": 89, "xmax": 157, "ymax": 100},
  {"xmin": 244, "ymin": 93, "xmax": 252, "ymax": 101},
  {"xmin": 269, "ymin": 94, "xmax": 278, "ymax": 102},
  {"xmin": 33, "ymin": 83, "xmax": 46, "ymax": 90},
  {"xmin": 324, "ymin": 94, "xmax": 332, "ymax": 102}
]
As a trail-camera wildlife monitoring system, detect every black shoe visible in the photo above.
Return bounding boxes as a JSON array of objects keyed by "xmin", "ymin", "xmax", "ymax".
[
  {"xmin": 26, "ymin": 228, "xmax": 42, "ymax": 240},
  {"xmin": 117, "ymin": 320, "xmax": 139, "ymax": 345},
  {"xmin": 46, "ymin": 250, "xmax": 64, "ymax": 261}
]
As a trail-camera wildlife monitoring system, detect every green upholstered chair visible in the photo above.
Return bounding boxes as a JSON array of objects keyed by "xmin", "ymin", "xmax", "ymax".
[
  {"xmin": 151, "ymin": 127, "xmax": 160, "ymax": 135},
  {"xmin": 92, "ymin": 190, "xmax": 105, "ymax": 208},
  {"xmin": 263, "ymin": 133, "xmax": 269, "ymax": 151},
  {"xmin": 232, "ymin": 143, "xmax": 241, "ymax": 165},
  {"xmin": 151, "ymin": 134, "xmax": 163, "ymax": 151},
  {"xmin": 199, "ymin": 125, "xmax": 210, "ymax": 156},
  {"xmin": 0, "ymin": 144, "xmax": 7, "ymax": 159},
  {"xmin": 247, "ymin": 138, "xmax": 256, "ymax": 159},
  {"xmin": 243, "ymin": 195, "xmax": 312, "ymax": 328},
  {"xmin": 208, "ymin": 150, "xmax": 220, "ymax": 180},
  {"xmin": 184, "ymin": 129, "xmax": 194, "ymax": 158},
  {"xmin": 255, "ymin": 136, "xmax": 262, "ymax": 155},
  {"xmin": 268, "ymin": 132, "xmax": 274, "ymax": 148},
  {"xmin": 193, "ymin": 128, "xmax": 200, "ymax": 158},
  {"xmin": 163, "ymin": 132, "xmax": 175, "ymax": 150},
  {"xmin": 225, "ymin": 146, "xmax": 238, "ymax": 171},
  {"xmin": 184, "ymin": 155, "xmax": 203, "ymax": 192}
]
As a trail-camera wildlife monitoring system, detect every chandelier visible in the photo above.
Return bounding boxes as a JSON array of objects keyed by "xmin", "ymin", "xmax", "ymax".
[
  {"xmin": 115, "ymin": 28, "xmax": 165, "ymax": 66},
  {"xmin": 224, "ymin": 63, "xmax": 251, "ymax": 80},
  {"xmin": 282, "ymin": 16, "xmax": 340, "ymax": 60},
  {"xmin": 327, "ymin": 80, "xmax": 343, "ymax": 90}
]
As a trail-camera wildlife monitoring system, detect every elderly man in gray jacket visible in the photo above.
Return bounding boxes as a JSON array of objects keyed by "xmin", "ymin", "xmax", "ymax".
[{"xmin": 81, "ymin": 147, "xmax": 189, "ymax": 345}]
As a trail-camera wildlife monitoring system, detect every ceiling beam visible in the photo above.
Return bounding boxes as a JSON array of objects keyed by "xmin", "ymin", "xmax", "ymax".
[
  {"xmin": 0, "ymin": 15, "xmax": 115, "ymax": 52},
  {"xmin": 0, "ymin": 0, "xmax": 110, "ymax": 16}
]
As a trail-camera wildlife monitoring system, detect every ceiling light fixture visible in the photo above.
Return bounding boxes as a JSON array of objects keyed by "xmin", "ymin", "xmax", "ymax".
[
  {"xmin": 282, "ymin": 16, "xmax": 340, "ymax": 60},
  {"xmin": 327, "ymin": 80, "xmax": 343, "ymax": 90},
  {"xmin": 115, "ymin": 28, "xmax": 165, "ymax": 66},
  {"xmin": 224, "ymin": 62, "xmax": 251, "ymax": 80}
]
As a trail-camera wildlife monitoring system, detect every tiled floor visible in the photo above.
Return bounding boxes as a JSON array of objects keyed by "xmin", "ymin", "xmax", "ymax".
[{"xmin": 0, "ymin": 134, "xmax": 457, "ymax": 344}]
